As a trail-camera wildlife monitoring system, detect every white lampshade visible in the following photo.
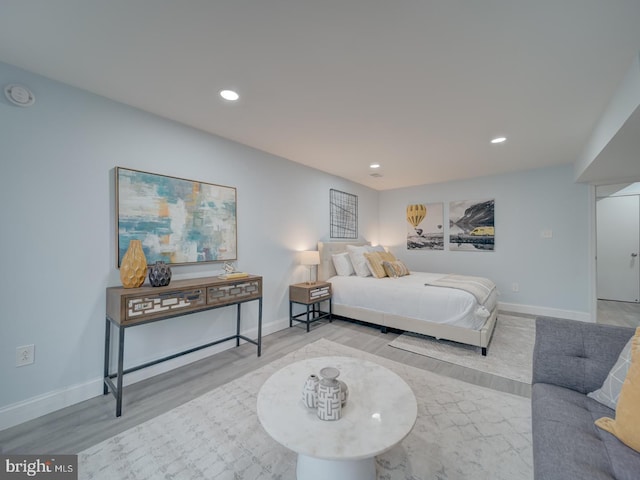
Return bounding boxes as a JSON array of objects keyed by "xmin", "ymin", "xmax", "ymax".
[{"xmin": 300, "ymin": 250, "xmax": 320, "ymax": 266}]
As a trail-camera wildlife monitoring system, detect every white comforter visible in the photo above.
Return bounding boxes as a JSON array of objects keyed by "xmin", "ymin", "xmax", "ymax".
[{"xmin": 328, "ymin": 272, "xmax": 497, "ymax": 330}]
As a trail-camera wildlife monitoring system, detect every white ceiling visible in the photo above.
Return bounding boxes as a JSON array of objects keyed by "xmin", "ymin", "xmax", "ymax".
[{"xmin": 1, "ymin": 1, "xmax": 640, "ymax": 190}]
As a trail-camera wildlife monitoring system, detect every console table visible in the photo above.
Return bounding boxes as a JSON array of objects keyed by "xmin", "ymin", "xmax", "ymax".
[{"xmin": 104, "ymin": 274, "xmax": 263, "ymax": 417}]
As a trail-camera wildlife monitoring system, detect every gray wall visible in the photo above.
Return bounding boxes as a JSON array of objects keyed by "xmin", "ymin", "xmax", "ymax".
[
  {"xmin": 379, "ymin": 165, "xmax": 590, "ymax": 315},
  {"xmin": 0, "ymin": 62, "xmax": 378, "ymax": 427}
]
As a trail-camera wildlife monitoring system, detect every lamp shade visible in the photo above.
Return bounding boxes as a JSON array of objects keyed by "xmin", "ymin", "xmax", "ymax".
[{"xmin": 300, "ymin": 250, "xmax": 320, "ymax": 266}]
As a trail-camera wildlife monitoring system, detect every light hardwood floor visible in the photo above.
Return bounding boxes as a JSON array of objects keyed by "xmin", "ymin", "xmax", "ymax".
[
  {"xmin": 0, "ymin": 315, "xmax": 529, "ymax": 455},
  {"xmin": 2, "ymin": 300, "xmax": 637, "ymax": 456},
  {"xmin": 597, "ymin": 299, "xmax": 640, "ymax": 328}
]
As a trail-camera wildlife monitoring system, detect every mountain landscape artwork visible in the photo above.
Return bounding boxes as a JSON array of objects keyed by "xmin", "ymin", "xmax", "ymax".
[{"xmin": 449, "ymin": 199, "xmax": 495, "ymax": 251}]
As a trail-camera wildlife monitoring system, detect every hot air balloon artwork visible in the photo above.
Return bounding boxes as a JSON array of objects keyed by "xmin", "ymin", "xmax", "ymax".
[
  {"xmin": 407, "ymin": 204, "xmax": 427, "ymax": 230},
  {"xmin": 406, "ymin": 202, "xmax": 444, "ymax": 250}
]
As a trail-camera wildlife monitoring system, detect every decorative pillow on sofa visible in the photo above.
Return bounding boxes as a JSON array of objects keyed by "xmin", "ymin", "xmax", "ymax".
[
  {"xmin": 588, "ymin": 336, "xmax": 634, "ymax": 409},
  {"xmin": 364, "ymin": 251, "xmax": 396, "ymax": 278},
  {"xmin": 382, "ymin": 260, "xmax": 410, "ymax": 278},
  {"xmin": 332, "ymin": 252, "xmax": 354, "ymax": 276},
  {"xmin": 595, "ymin": 327, "xmax": 640, "ymax": 453},
  {"xmin": 347, "ymin": 245, "xmax": 373, "ymax": 277}
]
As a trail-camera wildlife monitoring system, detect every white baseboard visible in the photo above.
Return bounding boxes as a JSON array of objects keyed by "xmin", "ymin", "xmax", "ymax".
[
  {"xmin": 0, "ymin": 377, "xmax": 104, "ymax": 433},
  {"xmin": 498, "ymin": 302, "xmax": 592, "ymax": 323},
  {"xmin": 0, "ymin": 316, "xmax": 290, "ymax": 432}
]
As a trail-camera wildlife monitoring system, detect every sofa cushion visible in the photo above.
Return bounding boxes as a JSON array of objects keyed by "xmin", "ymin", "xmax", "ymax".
[
  {"xmin": 588, "ymin": 336, "xmax": 633, "ymax": 409},
  {"xmin": 533, "ymin": 383, "xmax": 640, "ymax": 480},
  {"xmin": 532, "ymin": 317, "xmax": 634, "ymax": 394},
  {"xmin": 596, "ymin": 328, "xmax": 640, "ymax": 454},
  {"xmin": 532, "ymin": 383, "xmax": 615, "ymax": 480}
]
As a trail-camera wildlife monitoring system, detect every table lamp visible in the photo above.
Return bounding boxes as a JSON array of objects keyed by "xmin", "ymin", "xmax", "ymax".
[{"xmin": 300, "ymin": 250, "xmax": 320, "ymax": 284}]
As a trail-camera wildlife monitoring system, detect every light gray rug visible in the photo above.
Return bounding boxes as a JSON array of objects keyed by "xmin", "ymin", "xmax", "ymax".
[
  {"xmin": 79, "ymin": 339, "xmax": 532, "ymax": 480},
  {"xmin": 389, "ymin": 315, "xmax": 535, "ymax": 384}
]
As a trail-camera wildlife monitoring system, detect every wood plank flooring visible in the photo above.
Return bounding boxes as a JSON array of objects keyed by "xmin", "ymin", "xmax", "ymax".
[
  {"xmin": 597, "ymin": 299, "xmax": 640, "ymax": 328},
  {"xmin": 0, "ymin": 316, "xmax": 529, "ymax": 455},
  {"xmin": 2, "ymin": 299, "xmax": 637, "ymax": 456}
]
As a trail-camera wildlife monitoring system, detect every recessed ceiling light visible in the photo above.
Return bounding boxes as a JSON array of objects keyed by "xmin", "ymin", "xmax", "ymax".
[
  {"xmin": 370, "ymin": 163, "xmax": 381, "ymax": 169},
  {"xmin": 491, "ymin": 137, "xmax": 507, "ymax": 144},
  {"xmin": 219, "ymin": 89, "xmax": 239, "ymax": 101}
]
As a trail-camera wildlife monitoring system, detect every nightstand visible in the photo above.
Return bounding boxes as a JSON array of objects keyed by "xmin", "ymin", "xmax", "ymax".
[{"xmin": 289, "ymin": 281, "xmax": 332, "ymax": 332}]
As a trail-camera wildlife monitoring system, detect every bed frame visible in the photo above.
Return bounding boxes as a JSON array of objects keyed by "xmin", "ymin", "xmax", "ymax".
[{"xmin": 318, "ymin": 241, "xmax": 497, "ymax": 355}]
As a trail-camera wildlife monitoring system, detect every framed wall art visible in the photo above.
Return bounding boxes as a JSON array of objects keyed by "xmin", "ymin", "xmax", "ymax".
[
  {"xmin": 406, "ymin": 202, "xmax": 444, "ymax": 250},
  {"xmin": 330, "ymin": 189, "xmax": 358, "ymax": 239},
  {"xmin": 116, "ymin": 167, "xmax": 237, "ymax": 266},
  {"xmin": 449, "ymin": 198, "xmax": 495, "ymax": 251}
]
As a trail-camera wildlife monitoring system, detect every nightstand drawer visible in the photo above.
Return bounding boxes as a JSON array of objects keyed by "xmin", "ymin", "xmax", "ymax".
[{"xmin": 289, "ymin": 282, "xmax": 332, "ymax": 304}]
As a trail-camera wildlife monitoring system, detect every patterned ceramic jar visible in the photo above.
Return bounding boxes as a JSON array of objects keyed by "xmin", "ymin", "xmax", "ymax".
[
  {"xmin": 302, "ymin": 374, "xmax": 319, "ymax": 408},
  {"xmin": 317, "ymin": 367, "xmax": 341, "ymax": 421},
  {"xmin": 338, "ymin": 379, "xmax": 349, "ymax": 407}
]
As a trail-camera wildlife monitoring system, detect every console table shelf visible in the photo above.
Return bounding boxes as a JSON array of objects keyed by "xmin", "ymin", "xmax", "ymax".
[{"xmin": 104, "ymin": 274, "xmax": 263, "ymax": 417}]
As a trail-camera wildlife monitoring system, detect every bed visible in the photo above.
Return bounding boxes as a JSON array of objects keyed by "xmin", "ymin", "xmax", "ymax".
[{"xmin": 318, "ymin": 241, "xmax": 498, "ymax": 355}]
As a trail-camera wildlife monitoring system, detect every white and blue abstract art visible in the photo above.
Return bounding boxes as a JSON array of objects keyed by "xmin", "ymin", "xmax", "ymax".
[{"xmin": 116, "ymin": 167, "xmax": 237, "ymax": 266}]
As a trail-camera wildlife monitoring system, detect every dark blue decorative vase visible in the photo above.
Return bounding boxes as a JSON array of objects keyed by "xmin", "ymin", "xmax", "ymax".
[{"xmin": 148, "ymin": 261, "xmax": 172, "ymax": 287}]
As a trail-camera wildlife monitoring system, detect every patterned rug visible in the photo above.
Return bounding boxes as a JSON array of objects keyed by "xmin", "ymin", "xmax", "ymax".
[
  {"xmin": 79, "ymin": 339, "xmax": 532, "ymax": 480},
  {"xmin": 388, "ymin": 315, "xmax": 535, "ymax": 383}
]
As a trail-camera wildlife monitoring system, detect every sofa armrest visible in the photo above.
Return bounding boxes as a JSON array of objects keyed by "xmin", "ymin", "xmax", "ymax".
[{"xmin": 532, "ymin": 317, "xmax": 633, "ymax": 394}]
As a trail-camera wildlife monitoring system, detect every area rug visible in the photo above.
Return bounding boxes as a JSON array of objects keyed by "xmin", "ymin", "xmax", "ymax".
[
  {"xmin": 388, "ymin": 314, "xmax": 535, "ymax": 384},
  {"xmin": 79, "ymin": 339, "xmax": 532, "ymax": 480}
]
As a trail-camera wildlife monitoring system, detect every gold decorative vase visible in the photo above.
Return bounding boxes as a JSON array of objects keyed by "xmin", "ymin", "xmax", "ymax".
[{"xmin": 120, "ymin": 239, "xmax": 147, "ymax": 288}]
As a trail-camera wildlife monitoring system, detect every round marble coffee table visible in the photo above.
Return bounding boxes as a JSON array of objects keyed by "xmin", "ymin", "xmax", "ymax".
[{"xmin": 256, "ymin": 356, "xmax": 417, "ymax": 480}]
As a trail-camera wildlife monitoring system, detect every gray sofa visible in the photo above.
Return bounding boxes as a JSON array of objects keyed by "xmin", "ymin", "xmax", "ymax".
[{"xmin": 531, "ymin": 316, "xmax": 638, "ymax": 480}]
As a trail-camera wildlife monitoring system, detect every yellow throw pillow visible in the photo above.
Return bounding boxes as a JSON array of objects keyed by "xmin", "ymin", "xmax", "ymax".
[
  {"xmin": 595, "ymin": 327, "xmax": 640, "ymax": 453},
  {"xmin": 382, "ymin": 260, "xmax": 411, "ymax": 278},
  {"xmin": 364, "ymin": 251, "xmax": 396, "ymax": 278}
]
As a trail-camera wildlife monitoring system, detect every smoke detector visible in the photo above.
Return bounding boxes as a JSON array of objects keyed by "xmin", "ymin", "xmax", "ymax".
[{"xmin": 4, "ymin": 84, "xmax": 35, "ymax": 107}]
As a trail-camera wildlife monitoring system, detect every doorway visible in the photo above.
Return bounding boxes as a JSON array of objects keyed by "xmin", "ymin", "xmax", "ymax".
[{"xmin": 596, "ymin": 183, "xmax": 640, "ymax": 303}]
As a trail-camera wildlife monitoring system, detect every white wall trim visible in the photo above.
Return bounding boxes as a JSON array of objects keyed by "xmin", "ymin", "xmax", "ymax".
[
  {"xmin": 0, "ymin": 316, "xmax": 290, "ymax": 432},
  {"xmin": 0, "ymin": 377, "xmax": 103, "ymax": 433},
  {"xmin": 499, "ymin": 302, "xmax": 591, "ymax": 323},
  {"xmin": 588, "ymin": 185, "xmax": 598, "ymax": 322}
]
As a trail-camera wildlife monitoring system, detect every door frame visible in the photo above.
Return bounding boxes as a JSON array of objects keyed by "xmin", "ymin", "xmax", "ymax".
[{"xmin": 589, "ymin": 185, "xmax": 597, "ymax": 322}]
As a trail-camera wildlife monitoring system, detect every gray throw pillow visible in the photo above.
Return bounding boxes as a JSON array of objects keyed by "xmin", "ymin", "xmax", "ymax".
[{"xmin": 587, "ymin": 337, "xmax": 633, "ymax": 410}]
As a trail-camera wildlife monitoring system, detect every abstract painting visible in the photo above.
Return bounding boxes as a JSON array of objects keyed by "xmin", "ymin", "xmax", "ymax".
[
  {"xmin": 116, "ymin": 167, "xmax": 237, "ymax": 266},
  {"xmin": 330, "ymin": 189, "xmax": 358, "ymax": 238},
  {"xmin": 449, "ymin": 199, "xmax": 495, "ymax": 251},
  {"xmin": 407, "ymin": 203, "xmax": 444, "ymax": 250}
]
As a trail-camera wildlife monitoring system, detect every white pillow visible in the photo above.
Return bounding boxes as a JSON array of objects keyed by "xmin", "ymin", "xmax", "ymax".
[
  {"xmin": 588, "ymin": 337, "xmax": 633, "ymax": 410},
  {"xmin": 332, "ymin": 252, "xmax": 354, "ymax": 276},
  {"xmin": 347, "ymin": 245, "xmax": 373, "ymax": 277}
]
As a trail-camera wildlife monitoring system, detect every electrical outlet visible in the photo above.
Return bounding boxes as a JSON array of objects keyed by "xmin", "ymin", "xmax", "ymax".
[
  {"xmin": 16, "ymin": 344, "xmax": 35, "ymax": 367},
  {"xmin": 512, "ymin": 283, "xmax": 519, "ymax": 292}
]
